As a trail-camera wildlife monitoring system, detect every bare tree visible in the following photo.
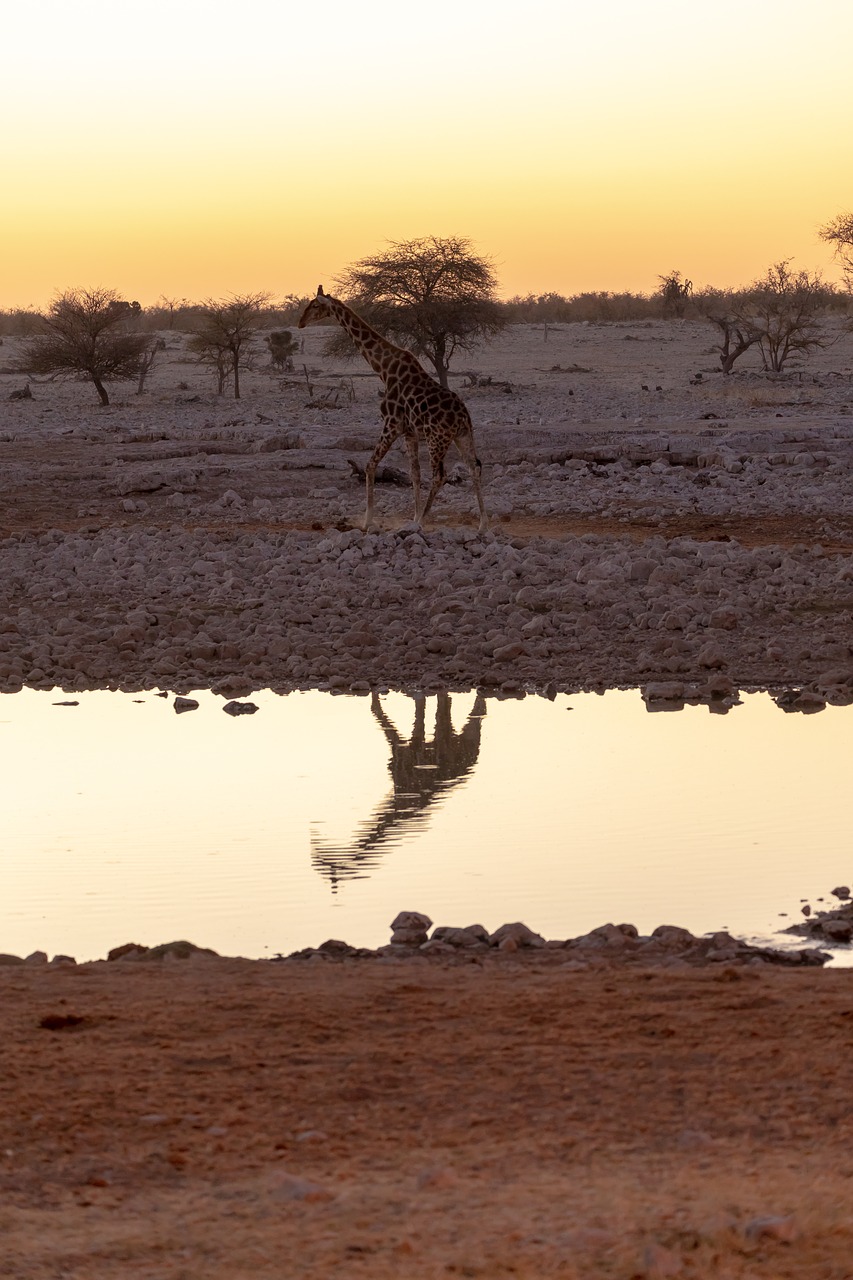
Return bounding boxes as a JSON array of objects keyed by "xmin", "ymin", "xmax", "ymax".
[
  {"xmin": 331, "ymin": 236, "xmax": 506, "ymax": 388},
  {"xmin": 749, "ymin": 260, "xmax": 830, "ymax": 373},
  {"xmin": 152, "ymin": 295, "xmax": 191, "ymax": 330},
  {"xmin": 818, "ymin": 211, "xmax": 853, "ymax": 289},
  {"xmin": 700, "ymin": 265, "xmax": 829, "ymax": 374},
  {"xmin": 19, "ymin": 287, "xmax": 150, "ymax": 405},
  {"xmin": 136, "ymin": 337, "xmax": 166, "ymax": 394},
  {"xmin": 698, "ymin": 289, "xmax": 763, "ymax": 373},
  {"xmin": 189, "ymin": 291, "xmax": 271, "ymax": 398},
  {"xmin": 708, "ymin": 312, "xmax": 763, "ymax": 374},
  {"xmin": 188, "ymin": 329, "xmax": 233, "ymax": 394}
]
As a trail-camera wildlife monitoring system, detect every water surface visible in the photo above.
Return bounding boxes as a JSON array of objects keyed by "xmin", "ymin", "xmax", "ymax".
[{"xmin": 1, "ymin": 687, "xmax": 850, "ymax": 962}]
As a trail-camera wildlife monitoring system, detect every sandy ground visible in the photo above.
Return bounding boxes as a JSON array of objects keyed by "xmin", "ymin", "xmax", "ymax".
[
  {"xmin": 2, "ymin": 318, "xmax": 853, "ymax": 1275},
  {"xmin": 1, "ymin": 955, "xmax": 852, "ymax": 1279}
]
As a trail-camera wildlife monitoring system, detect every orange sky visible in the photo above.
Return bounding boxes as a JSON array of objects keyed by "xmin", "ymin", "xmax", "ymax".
[{"xmin": 3, "ymin": 0, "xmax": 852, "ymax": 309}]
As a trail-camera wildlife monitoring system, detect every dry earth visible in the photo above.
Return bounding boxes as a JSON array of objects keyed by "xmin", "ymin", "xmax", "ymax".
[
  {"xmin": 1, "ymin": 955, "xmax": 852, "ymax": 1280},
  {"xmin": 2, "ymin": 319, "xmax": 853, "ymax": 1276}
]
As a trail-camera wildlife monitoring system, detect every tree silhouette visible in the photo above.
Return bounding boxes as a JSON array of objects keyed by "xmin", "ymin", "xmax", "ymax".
[
  {"xmin": 749, "ymin": 260, "xmax": 829, "ymax": 373},
  {"xmin": 658, "ymin": 270, "xmax": 693, "ymax": 318},
  {"xmin": 19, "ymin": 288, "xmax": 149, "ymax": 405},
  {"xmin": 331, "ymin": 236, "xmax": 506, "ymax": 388},
  {"xmin": 819, "ymin": 211, "xmax": 853, "ymax": 289},
  {"xmin": 189, "ymin": 291, "xmax": 271, "ymax": 398}
]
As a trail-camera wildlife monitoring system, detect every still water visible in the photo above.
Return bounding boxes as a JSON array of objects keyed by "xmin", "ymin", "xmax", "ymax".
[{"xmin": 1, "ymin": 687, "xmax": 850, "ymax": 963}]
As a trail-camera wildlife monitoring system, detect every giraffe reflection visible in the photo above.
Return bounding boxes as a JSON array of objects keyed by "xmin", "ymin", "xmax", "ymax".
[{"xmin": 311, "ymin": 692, "xmax": 487, "ymax": 891}]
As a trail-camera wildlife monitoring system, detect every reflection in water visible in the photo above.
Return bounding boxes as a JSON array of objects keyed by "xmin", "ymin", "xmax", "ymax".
[
  {"xmin": 2, "ymin": 687, "xmax": 852, "ymax": 963},
  {"xmin": 311, "ymin": 692, "xmax": 486, "ymax": 890}
]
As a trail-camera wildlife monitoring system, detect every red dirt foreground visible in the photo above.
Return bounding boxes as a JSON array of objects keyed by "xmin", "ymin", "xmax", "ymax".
[{"xmin": 1, "ymin": 954, "xmax": 852, "ymax": 1279}]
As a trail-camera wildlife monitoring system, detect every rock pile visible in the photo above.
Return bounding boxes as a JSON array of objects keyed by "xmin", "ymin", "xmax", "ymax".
[
  {"xmin": 1, "ymin": 916, "xmax": 831, "ymax": 969},
  {"xmin": 287, "ymin": 913, "xmax": 829, "ymax": 968},
  {"xmin": 1, "ymin": 522, "xmax": 852, "ymax": 695},
  {"xmin": 787, "ymin": 886, "xmax": 853, "ymax": 944}
]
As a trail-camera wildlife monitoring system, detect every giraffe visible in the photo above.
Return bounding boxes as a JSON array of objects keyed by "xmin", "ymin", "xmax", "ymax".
[{"xmin": 298, "ymin": 287, "xmax": 487, "ymax": 532}]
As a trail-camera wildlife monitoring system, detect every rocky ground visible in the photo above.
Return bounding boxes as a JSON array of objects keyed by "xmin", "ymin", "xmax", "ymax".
[
  {"xmin": 2, "ymin": 318, "xmax": 852, "ymax": 1276},
  {"xmin": 1, "ymin": 319, "xmax": 852, "ymax": 699}
]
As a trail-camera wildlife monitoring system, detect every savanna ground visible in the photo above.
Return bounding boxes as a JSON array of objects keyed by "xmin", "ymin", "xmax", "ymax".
[
  {"xmin": 2, "ymin": 957, "xmax": 852, "ymax": 1280},
  {"xmin": 1, "ymin": 318, "xmax": 852, "ymax": 1276}
]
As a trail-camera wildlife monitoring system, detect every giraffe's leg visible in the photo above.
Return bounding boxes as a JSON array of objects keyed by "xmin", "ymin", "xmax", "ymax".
[
  {"xmin": 419, "ymin": 441, "xmax": 447, "ymax": 526},
  {"xmin": 454, "ymin": 431, "xmax": 488, "ymax": 533},
  {"xmin": 363, "ymin": 417, "xmax": 399, "ymax": 531},
  {"xmin": 403, "ymin": 434, "xmax": 422, "ymax": 522}
]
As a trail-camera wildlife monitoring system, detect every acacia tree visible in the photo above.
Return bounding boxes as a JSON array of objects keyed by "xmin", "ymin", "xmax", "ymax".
[
  {"xmin": 698, "ymin": 289, "xmax": 763, "ymax": 374},
  {"xmin": 749, "ymin": 260, "xmax": 829, "ymax": 372},
  {"xmin": 818, "ymin": 211, "xmax": 853, "ymax": 288},
  {"xmin": 707, "ymin": 310, "xmax": 763, "ymax": 374},
  {"xmin": 20, "ymin": 287, "xmax": 149, "ymax": 405},
  {"xmin": 700, "ymin": 264, "xmax": 830, "ymax": 374},
  {"xmin": 332, "ymin": 236, "xmax": 506, "ymax": 387},
  {"xmin": 189, "ymin": 291, "xmax": 271, "ymax": 398}
]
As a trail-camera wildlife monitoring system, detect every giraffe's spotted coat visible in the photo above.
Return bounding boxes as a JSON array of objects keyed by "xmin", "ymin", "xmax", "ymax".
[{"xmin": 298, "ymin": 288, "xmax": 487, "ymax": 532}]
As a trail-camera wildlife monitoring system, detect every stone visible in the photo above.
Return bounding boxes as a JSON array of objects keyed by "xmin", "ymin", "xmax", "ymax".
[
  {"xmin": 144, "ymin": 940, "xmax": 219, "ymax": 961},
  {"xmin": 591, "ymin": 923, "xmax": 637, "ymax": 946},
  {"xmin": 831, "ymin": 885, "xmax": 851, "ymax": 899},
  {"xmin": 390, "ymin": 927, "xmax": 430, "ymax": 946},
  {"xmin": 709, "ymin": 606, "xmax": 739, "ymax": 629},
  {"xmin": 317, "ymin": 938, "xmax": 355, "ymax": 954},
  {"xmin": 774, "ymin": 689, "xmax": 827, "ymax": 713},
  {"xmin": 107, "ymin": 942, "xmax": 150, "ymax": 961},
  {"xmin": 650, "ymin": 925, "xmax": 696, "ymax": 949},
  {"xmin": 419, "ymin": 939, "xmax": 457, "ymax": 955},
  {"xmin": 391, "ymin": 911, "xmax": 433, "ymax": 932},
  {"xmin": 222, "ymin": 700, "xmax": 259, "ymax": 715},
  {"xmin": 820, "ymin": 918, "xmax": 853, "ymax": 942},
  {"xmin": 173, "ymin": 696, "xmax": 199, "ymax": 713},
  {"xmin": 492, "ymin": 641, "xmax": 526, "ymax": 662},
  {"xmin": 431, "ymin": 924, "xmax": 489, "ymax": 948},
  {"xmin": 488, "ymin": 921, "xmax": 545, "ymax": 948},
  {"xmin": 642, "ymin": 681, "xmax": 685, "ymax": 703}
]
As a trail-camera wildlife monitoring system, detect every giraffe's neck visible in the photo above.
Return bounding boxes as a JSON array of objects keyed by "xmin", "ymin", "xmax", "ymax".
[{"xmin": 325, "ymin": 296, "xmax": 408, "ymax": 380}]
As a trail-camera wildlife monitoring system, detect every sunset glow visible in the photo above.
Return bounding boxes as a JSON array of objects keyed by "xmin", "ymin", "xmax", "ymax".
[{"xmin": 3, "ymin": 0, "xmax": 852, "ymax": 308}]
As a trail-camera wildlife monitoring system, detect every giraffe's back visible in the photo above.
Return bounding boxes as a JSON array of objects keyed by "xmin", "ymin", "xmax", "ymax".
[{"xmin": 394, "ymin": 372, "xmax": 474, "ymax": 438}]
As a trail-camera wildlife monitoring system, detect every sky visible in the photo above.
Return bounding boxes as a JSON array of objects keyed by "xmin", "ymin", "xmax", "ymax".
[{"xmin": 3, "ymin": 0, "xmax": 853, "ymax": 309}]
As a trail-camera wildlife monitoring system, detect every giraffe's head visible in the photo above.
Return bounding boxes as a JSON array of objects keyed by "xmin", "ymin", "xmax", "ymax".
[{"xmin": 297, "ymin": 285, "xmax": 335, "ymax": 328}]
